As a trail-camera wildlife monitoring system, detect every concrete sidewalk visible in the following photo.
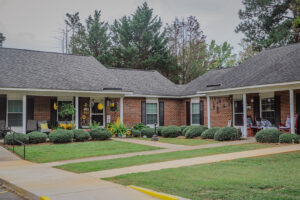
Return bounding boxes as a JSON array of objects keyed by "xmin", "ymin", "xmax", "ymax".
[
  {"xmin": 0, "ymin": 147, "xmax": 155, "ymax": 200},
  {"xmin": 44, "ymin": 138, "xmax": 256, "ymax": 167},
  {"xmin": 86, "ymin": 144, "xmax": 300, "ymax": 178}
]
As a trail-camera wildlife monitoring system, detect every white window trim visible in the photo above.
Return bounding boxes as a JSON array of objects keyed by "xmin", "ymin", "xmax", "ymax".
[
  {"xmin": 190, "ymin": 98, "xmax": 201, "ymax": 125},
  {"xmin": 146, "ymin": 98, "xmax": 159, "ymax": 127},
  {"xmin": 90, "ymin": 98, "xmax": 105, "ymax": 127},
  {"xmin": 6, "ymin": 95, "xmax": 23, "ymax": 128}
]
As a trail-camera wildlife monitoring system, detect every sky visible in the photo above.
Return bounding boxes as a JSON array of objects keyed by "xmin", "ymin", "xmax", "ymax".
[{"xmin": 0, "ymin": 0, "xmax": 244, "ymax": 54}]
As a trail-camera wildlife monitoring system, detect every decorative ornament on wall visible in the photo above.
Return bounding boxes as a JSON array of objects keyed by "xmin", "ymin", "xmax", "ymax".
[
  {"xmin": 110, "ymin": 102, "xmax": 118, "ymax": 111},
  {"xmin": 53, "ymin": 102, "xmax": 58, "ymax": 111},
  {"xmin": 97, "ymin": 103, "xmax": 104, "ymax": 111}
]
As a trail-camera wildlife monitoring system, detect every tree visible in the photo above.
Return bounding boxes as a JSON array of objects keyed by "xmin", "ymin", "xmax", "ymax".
[
  {"xmin": 66, "ymin": 10, "xmax": 112, "ymax": 66},
  {"xmin": 206, "ymin": 40, "xmax": 237, "ymax": 70},
  {"xmin": 0, "ymin": 33, "xmax": 5, "ymax": 47},
  {"xmin": 110, "ymin": 2, "xmax": 175, "ymax": 80},
  {"xmin": 166, "ymin": 16, "xmax": 207, "ymax": 84},
  {"xmin": 237, "ymin": 40, "xmax": 258, "ymax": 64},
  {"xmin": 236, "ymin": 0, "xmax": 300, "ymax": 51}
]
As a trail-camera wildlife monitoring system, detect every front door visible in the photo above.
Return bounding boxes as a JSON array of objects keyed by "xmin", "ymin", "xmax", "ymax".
[{"xmin": 296, "ymin": 94, "xmax": 300, "ymax": 134}]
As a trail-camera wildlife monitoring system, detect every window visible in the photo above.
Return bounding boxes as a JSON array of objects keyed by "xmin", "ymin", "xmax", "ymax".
[
  {"xmin": 8, "ymin": 100, "xmax": 22, "ymax": 126},
  {"xmin": 234, "ymin": 100, "xmax": 243, "ymax": 126},
  {"xmin": 58, "ymin": 101, "xmax": 73, "ymax": 121},
  {"xmin": 146, "ymin": 103, "xmax": 157, "ymax": 124},
  {"xmin": 261, "ymin": 98, "xmax": 275, "ymax": 125},
  {"xmin": 192, "ymin": 103, "xmax": 200, "ymax": 124},
  {"xmin": 91, "ymin": 102, "xmax": 104, "ymax": 126}
]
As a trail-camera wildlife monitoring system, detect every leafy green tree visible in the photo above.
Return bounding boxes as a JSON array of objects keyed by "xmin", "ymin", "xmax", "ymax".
[
  {"xmin": 110, "ymin": 2, "xmax": 175, "ymax": 80},
  {"xmin": 67, "ymin": 10, "xmax": 112, "ymax": 66},
  {"xmin": 206, "ymin": 40, "xmax": 237, "ymax": 69},
  {"xmin": 237, "ymin": 40, "xmax": 258, "ymax": 64},
  {"xmin": 166, "ymin": 16, "xmax": 207, "ymax": 84},
  {"xmin": 236, "ymin": 0, "xmax": 300, "ymax": 51},
  {"xmin": 0, "ymin": 33, "xmax": 5, "ymax": 47}
]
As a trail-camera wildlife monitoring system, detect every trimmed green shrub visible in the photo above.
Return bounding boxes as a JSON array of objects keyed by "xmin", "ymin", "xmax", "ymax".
[
  {"xmin": 162, "ymin": 126, "xmax": 181, "ymax": 138},
  {"xmin": 185, "ymin": 126, "xmax": 208, "ymax": 139},
  {"xmin": 157, "ymin": 126, "xmax": 164, "ymax": 136},
  {"xmin": 279, "ymin": 133, "xmax": 300, "ymax": 144},
  {"xmin": 27, "ymin": 131, "xmax": 47, "ymax": 144},
  {"xmin": 201, "ymin": 127, "xmax": 221, "ymax": 139},
  {"xmin": 4, "ymin": 133, "xmax": 29, "ymax": 145},
  {"xmin": 141, "ymin": 128, "xmax": 156, "ymax": 138},
  {"xmin": 89, "ymin": 128, "xmax": 112, "ymax": 140},
  {"xmin": 73, "ymin": 130, "xmax": 90, "ymax": 142},
  {"xmin": 49, "ymin": 129, "xmax": 73, "ymax": 143},
  {"xmin": 180, "ymin": 126, "xmax": 187, "ymax": 135},
  {"xmin": 131, "ymin": 129, "xmax": 141, "ymax": 137},
  {"xmin": 214, "ymin": 127, "xmax": 242, "ymax": 141},
  {"xmin": 133, "ymin": 123, "xmax": 148, "ymax": 131},
  {"xmin": 255, "ymin": 129, "xmax": 282, "ymax": 143},
  {"xmin": 182, "ymin": 126, "xmax": 191, "ymax": 136}
]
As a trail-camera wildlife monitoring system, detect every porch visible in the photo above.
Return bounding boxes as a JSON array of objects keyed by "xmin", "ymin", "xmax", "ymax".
[
  {"xmin": 0, "ymin": 90, "xmax": 125, "ymax": 133},
  {"xmin": 206, "ymin": 87, "xmax": 300, "ymax": 137}
]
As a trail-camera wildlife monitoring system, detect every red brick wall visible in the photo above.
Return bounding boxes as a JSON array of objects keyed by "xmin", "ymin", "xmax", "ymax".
[
  {"xmin": 123, "ymin": 98, "xmax": 145, "ymax": 127},
  {"xmin": 33, "ymin": 96, "xmax": 51, "ymax": 121},
  {"xmin": 105, "ymin": 98, "xmax": 120, "ymax": 124},
  {"xmin": 209, "ymin": 96, "xmax": 233, "ymax": 127},
  {"xmin": 159, "ymin": 98, "xmax": 185, "ymax": 126}
]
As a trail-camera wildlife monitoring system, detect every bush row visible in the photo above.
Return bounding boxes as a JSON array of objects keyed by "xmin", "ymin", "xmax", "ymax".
[
  {"xmin": 4, "ymin": 128, "xmax": 112, "ymax": 145},
  {"xmin": 255, "ymin": 129, "xmax": 300, "ymax": 143}
]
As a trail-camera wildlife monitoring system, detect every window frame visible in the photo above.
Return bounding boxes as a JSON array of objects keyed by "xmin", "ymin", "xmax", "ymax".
[
  {"xmin": 7, "ymin": 100, "xmax": 23, "ymax": 127},
  {"xmin": 234, "ymin": 100, "xmax": 244, "ymax": 126},
  {"xmin": 191, "ymin": 102, "xmax": 201, "ymax": 125},
  {"xmin": 146, "ymin": 102, "xmax": 158, "ymax": 125},
  {"xmin": 90, "ymin": 100, "xmax": 105, "ymax": 127},
  {"xmin": 261, "ymin": 97, "xmax": 276, "ymax": 125}
]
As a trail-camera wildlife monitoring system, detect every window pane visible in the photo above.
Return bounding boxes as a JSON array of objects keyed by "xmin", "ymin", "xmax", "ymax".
[
  {"xmin": 192, "ymin": 114, "xmax": 200, "ymax": 124},
  {"xmin": 234, "ymin": 114, "xmax": 243, "ymax": 126},
  {"xmin": 146, "ymin": 114, "xmax": 157, "ymax": 124},
  {"xmin": 8, "ymin": 100, "xmax": 22, "ymax": 113},
  {"xmin": 234, "ymin": 101, "xmax": 243, "ymax": 113},
  {"xmin": 91, "ymin": 115, "xmax": 104, "ymax": 126},
  {"xmin": 192, "ymin": 103, "xmax": 200, "ymax": 114},
  {"xmin": 92, "ymin": 103, "xmax": 104, "ymax": 114},
  {"xmin": 8, "ymin": 113, "xmax": 22, "ymax": 126},
  {"xmin": 146, "ymin": 103, "xmax": 157, "ymax": 114},
  {"xmin": 261, "ymin": 98, "xmax": 275, "ymax": 125}
]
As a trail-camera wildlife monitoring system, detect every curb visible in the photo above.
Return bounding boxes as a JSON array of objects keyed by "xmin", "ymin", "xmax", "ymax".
[
  {"xmin": 129, "ymin": 185, "xmax": 184, "ymax": 200},
  {"xmin": 0, "ymin": 178, "xmax": 40, "ymax": 200}
]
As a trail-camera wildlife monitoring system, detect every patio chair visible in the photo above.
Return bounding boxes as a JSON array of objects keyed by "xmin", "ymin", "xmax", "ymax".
[
  {"xmin": 38, "ymin": 120, "xmax": 51, "ymax": 134},
  {"xmin": 0, "ymin": 120, "xmax": 10, "ymax": 139},
  {"xmin": 278, "ymin": 114, "xmax": 298, "ymax": 133},
  {"xmin": 27, "ymin": 120, "xmax": 37, "ymax": 133}
]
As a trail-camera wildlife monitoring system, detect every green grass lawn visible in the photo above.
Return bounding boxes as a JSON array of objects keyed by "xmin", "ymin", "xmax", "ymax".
[
  {"xmin": 10, "ymin": 140, "xmax": 160, "ymax": 163},
  {"xmin": 136, "ymin": 137, "xmax": 218, "ymax": 146},
  {"xmin": 105, "ymin": 151, "xmax": 300, "ymax": 200},
  {"xmin": 55, "ymin": 143, "xmax": 274, "ymax": 173}
]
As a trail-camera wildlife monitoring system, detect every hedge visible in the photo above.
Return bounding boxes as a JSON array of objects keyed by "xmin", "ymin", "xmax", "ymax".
[
  {"xmin": 73, "ymin": 129, "xmax": 90, "ymax": 142},
  {"xmin": 131, "ymin": 129, "xmax": 141, "ymax": 137},
  {"xmin": 201, "ymin": 127, "xmax": 221, "ymax": 139},
  {"xmin": 279, "ymin": 133, "xmax": 300, "ymax": 144},
  {"xmin": 255, "ymin": 129, "xmax": 282, "ymax": 143},
  {"xmin": 49, "ymin": 129, "xmax": 73, "ymax": 143},
  {"xmin": 185, "ymin": 126, "xmax": 208, "ymax": 138},
  {"xmin": 89, "ymin": 128, "xmax": 112, "ymax": 140},
  {"xmin": 156, "ymin": 126, "xmax": 164, "ymax": 136},
  {"xmin": 182, "ymin": 126, "xmax": 191, "ymax": 136},
  {"xmin": 161, "ymin": 126, "xmax": 181, "ymax": 138},
  {"xmin": 214, "ymin": 127, "xmax": 242, "ymax": 141},
  {"xmin": 4, "ymin": 133, "xmax": 29, "ymax": 145},
  {"xmin": 180, "ymin": 126, "xmax": 188, "ymax": 135},
  {"xmin": 141, "ymin": 128, "xmax": 156, "ymax": 138},
  {"xmin": 132, "ymin": 123, "xmax": 148, "ymax": 131},
  {"xmin": 27, "ymin": 131, "xmax": 47, "ymax": 144}
]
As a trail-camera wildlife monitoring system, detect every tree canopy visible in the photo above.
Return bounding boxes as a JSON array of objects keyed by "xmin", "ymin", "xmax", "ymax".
[
  {"xmin": 0, "ymin": 33, "xmax": 5, "ymax": 47},
  {"xmin": 236, "ymin": 0, "xmax": 300, "ymax": 51}
]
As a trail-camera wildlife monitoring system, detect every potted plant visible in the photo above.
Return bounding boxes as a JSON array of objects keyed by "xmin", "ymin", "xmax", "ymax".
[{"xmin": 111, "ymin": 122, "xmax": 127, "ymax": 138}]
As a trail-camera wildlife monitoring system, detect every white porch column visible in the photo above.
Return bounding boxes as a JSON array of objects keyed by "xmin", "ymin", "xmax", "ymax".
[
  {"xmin": 22, "ymin": 95, "xmax": 26, "ymax": 134},
  {"xmin": 120, "ymin": 97, "xmax": 124, "ymax": 123},
  {"xmin": 75, "ymin": 96, "xmax": 79, "ymax": 129},
  {"xmin": 243, "ymin": 93, "xmax": 247, "ymax": 137},
  {"xmin": 290, "ymin": 89, "xmax": 295, "ymax": 134},
  {"xmin": 206, "ymin": 96, "xmax": 211, "ymax": 128}
]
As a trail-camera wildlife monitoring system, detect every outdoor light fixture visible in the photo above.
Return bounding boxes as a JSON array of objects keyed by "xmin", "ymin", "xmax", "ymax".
[{"xmin": 152, "ymin": 123, "xmax": 158, "ymax": 141}]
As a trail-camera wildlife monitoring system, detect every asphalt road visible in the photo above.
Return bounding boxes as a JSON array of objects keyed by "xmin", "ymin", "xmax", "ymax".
[{"xmin": 0, "ymin": 186, "xmax": 25, "ymax": 200}]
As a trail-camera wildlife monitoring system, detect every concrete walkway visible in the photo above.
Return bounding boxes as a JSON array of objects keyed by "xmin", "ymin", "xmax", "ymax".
[
  {"xmin": 86, "ymin": 144, "xmax": 300, "ymax": 178},
  {"xmin": 0, "ymin": 147, "xmax": 155, "ymax": 200},
  {"xmin": 44, "ymin": 138, "xmax": 256, "ymax": 167}
]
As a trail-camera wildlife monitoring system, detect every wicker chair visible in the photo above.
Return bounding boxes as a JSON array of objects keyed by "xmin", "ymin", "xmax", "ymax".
[{"xmin": 27, "ymin": 120, "xmax": 37, "ymax": 133}]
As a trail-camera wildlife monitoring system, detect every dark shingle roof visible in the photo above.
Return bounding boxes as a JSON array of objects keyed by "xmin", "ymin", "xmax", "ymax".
[
  {"xmin": 107, "ymin": 67, "xmax": 182, "ymax": 96},
  {"xmin": 0, "ymin": 48, "xmax": 123, "ymax": 91},
  {"xmin": 184, "ymin": 43, "xmax": 300, "ymax": 94}
]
